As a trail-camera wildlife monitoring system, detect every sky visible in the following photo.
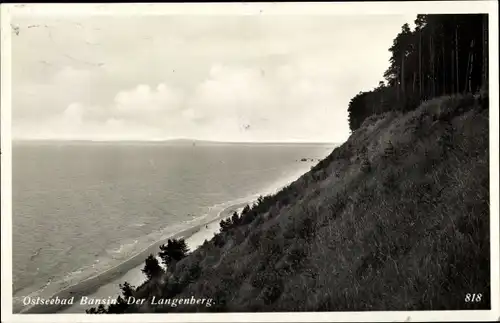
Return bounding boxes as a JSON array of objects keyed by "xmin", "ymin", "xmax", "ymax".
[{"xmin": 11, "ymin": 13, "xmax": 416, "ymax": 143}]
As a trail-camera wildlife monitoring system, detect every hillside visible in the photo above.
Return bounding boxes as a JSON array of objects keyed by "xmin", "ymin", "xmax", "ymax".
[{"xmin": 112, "ymin": 92, "xmax": 489, "ymax": 313}]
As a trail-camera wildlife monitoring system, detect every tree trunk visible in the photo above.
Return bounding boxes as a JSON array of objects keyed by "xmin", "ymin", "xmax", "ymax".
[
  {"xmin": 465, "ymin": 52, "xmax": 470, "ymax": 93},
  {"xmin": 442, "ymin": 39, "xmax": 446, "ymax": 95},
  {"xmin": 396, "ymin": 74, "xmax": 400, "ymax": 103},
  {"xmin": 419, "ymin": 30, "xmax": 422, "ymax": 98},
  {"xmin": 413, "ymin": 72, "xmax": 416, "ymax": 94},
  {"xmin": 482, "ymin": 15, "xmax": 488, "ymax": 88},
  {"xmin": 468, "ymin": 40, "xmax": 475, "ymax": 92},
  {"xmin": 451, "ymin": 48, "xmax": 455, "ymax": 93},
  {"xmin": 469, "ymin": 53, "xmax": 474, "ymax": 92},
  {"xmin": 401, "ymin": 51, "xmax": 405, "ymax": 97},
  {"xmin": 430, "ymin": 34, "xmax": 435, "ymax": 97},
  {"xmin": 465, "ymin": 39, "xmax": 474, "ymax": 93},
  {"xmin": 455, "ymin": 26, "xmax": 459, "ymax": 92}
]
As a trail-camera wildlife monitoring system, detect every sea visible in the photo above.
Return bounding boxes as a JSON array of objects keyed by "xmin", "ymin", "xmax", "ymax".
[{"xmin": 12, "ymin": 140, "xmax": 335, "ymax": 312}]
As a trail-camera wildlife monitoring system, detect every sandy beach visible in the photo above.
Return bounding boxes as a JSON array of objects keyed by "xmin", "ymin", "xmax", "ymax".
[{"xmin": 19, "ymin": 201, "xmax": 248, "ymax": 314}]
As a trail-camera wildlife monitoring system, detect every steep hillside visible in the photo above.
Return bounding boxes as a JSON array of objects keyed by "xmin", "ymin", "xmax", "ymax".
[{"xmin": 122, "ymin": 92, "xmax": 489, "ymax": 312}]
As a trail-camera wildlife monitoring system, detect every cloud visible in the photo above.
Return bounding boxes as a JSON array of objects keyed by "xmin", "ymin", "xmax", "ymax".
[
  {"xmin": 12, "ymin": 14, "xmax": 414, "ymax": 142},
  {"xmin": 13, "ymin": 61, "xmax": 352, "ymax": 142},
  {"xmin": 13, "ymin": 66, "xmax": 97, "ymax": 122},
  {"xmin": 112, "ymin": 83, "xmax": 183, "ymax": 123},
  {"xmin": 63, "ymin": 102, "xmax": 84, "ymax": 123}
]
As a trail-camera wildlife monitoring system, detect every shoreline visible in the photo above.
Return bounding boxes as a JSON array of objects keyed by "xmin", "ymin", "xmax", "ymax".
[
  {"xmin": 17, "ymin": 165, "xmax": 313, "ymax": 314},
  {"xmin": 19, "ymin": 201, "xmax": 249, "ymax": 314},
  {"xmin": 58, "ymin": 205, "xmax": 243, "ymax": 314}
]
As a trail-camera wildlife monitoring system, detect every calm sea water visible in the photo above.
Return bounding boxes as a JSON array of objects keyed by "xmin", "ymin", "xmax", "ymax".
[{"xmin": 12, "ymin": 141, "xmax": 334, "ymax": 309}]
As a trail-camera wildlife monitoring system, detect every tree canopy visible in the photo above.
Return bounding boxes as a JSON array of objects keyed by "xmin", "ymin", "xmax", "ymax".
[
  {"xmin": 142, "ymin": 254, "xmax": 164, "ymax": 280},
  {"xmin": 348, "ymin": 14, "xmax": 488, "ymax": 132},
  {"xmin": 158, "ymin": 238, "xmax": 190, "ymax": 267}
]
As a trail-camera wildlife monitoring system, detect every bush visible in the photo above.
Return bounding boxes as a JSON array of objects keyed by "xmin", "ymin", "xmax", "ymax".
[
  {"xmin": 248, "ymin": 230, "xmax": 262, "ymax": 250},
  {"xmin": 240, "ymin": 210, "xmax": 257, "ymax": 225},
  {"xmin": 437, "ymin": 123, "xmax": 455, "ymax": 155},
  {"xmin": 286, "ymin": 244, "xmax": 308, "ymax": 270},
  {"xmin": 298, "ymin": 217, "xmax": 316, "ymax": 240},
  {"xmin": 162, "ymin": 276, "xmax": 184, "ymax": 299},
  {"xmin": 261, "ymin": 278, "xmax": 284, "ymax": 305},
  {"xmin": 213, "ymin": 233, "xmax": 226, "ymax": 248},
  {"xmin": 383, "ymin": 140, "xmax": 395, "ymax": 159},
  {"xmin": 174, "ymin": 261, "xmax": 203, "ymax": 291},
  {"xmin": 360, "ymin": 158, "xmax": 371, "ymax": 173},
  {"xmin": 86, "ymin": 304, "xmax": 107, "ymax": 314},
  {"xmin": 185, "ymin": 261, "xmax": 203, "ymax": 283},
  {"xmin": 105, "ymin": 295, "xmax": 129, "ymax": 314}
]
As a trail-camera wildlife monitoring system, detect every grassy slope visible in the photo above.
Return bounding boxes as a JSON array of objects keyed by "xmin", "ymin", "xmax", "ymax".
[{"xmin": 130, "ymin": 93, "xmax": 490, "ymax": 312}]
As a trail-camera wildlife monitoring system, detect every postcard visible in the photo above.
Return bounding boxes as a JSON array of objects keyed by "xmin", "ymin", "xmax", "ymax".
[{"xmin": 1, "ymin": 1, "xmax": 498, "ymax": 322}]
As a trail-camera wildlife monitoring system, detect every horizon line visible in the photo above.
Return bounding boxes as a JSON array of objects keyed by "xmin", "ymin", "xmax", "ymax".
[{"xmin": 12, "ymin": 138, "xmax": 340, "ymax": 145}]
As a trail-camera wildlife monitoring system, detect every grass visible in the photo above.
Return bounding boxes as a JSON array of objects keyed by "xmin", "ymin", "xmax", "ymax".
[{"xmin": 91, "ymin": 93, "xmax": 490, "ymax": 313}]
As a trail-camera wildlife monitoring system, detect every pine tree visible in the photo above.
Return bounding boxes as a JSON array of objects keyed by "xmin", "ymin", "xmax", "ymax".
[
  {"xmin": 142, "ymin": 254, "xmax": 163, "ymax": 280},
  {"xmin": 231, "ymin": 211, "xmax": 240, "ymax": 226},
  {"xmin": 119, "ymin": 281, "xmax": 135, "ymax": 299},
  {"xmin": 158, "ymin": 239, "xmax": 189, "ymax": 267}
]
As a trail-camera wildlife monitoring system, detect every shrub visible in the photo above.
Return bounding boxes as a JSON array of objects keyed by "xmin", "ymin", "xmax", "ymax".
[
  {"xmin": 178, "ymin": 261, "xmax": 202, "ymax": 287},
  {"xmin": 162, "ymin": 276, "xmax": 184, "ymax": 299},
  {"xmin": 298, "ymin": 217, "xmax": 316, "ymax": 240},
  {"xmin": 383, "ymin": 140, "xmax": 395, "ymax": 159},
  {"xmin": 248, "ymin": 230, "xmax": 262, "ymax": 250},
  {"xmin": 240, "ymin": 210, "xmax": 257, "ymax": 225},
  {"xmin": 285, "ymin": 243, "xmax": 308, "ymax": 271},
  {"xmin": 382, "ymin": 170, "xmax": 399, "ymax": 192},
  {"xmin": 261, "ymin": 278, "xmax": 284, "ymax": 305},
  {"xmin": 253, "ymin": 214, "xmax": 265, "ymax": 227},
  {"xmin": 213, "ymin": 233, "xmax": 226, "ymax": 248},
  {"xmin": 105, "ymin": 295, "xmax": 129, "ymax": 314},
  {"xmin": 360, "ymin": 158, "xmax": 371, "ymax": 173},
  {"xmin": 437, "ymin": 123, "xmax": 455, "ymax": 155},
  {"xmin": 86, "ymin": 304, "xmax": 108, "ymax": 314}
]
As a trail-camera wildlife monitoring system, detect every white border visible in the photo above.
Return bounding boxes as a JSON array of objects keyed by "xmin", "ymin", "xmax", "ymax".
[{"xmin": 1, "ymin": 1, "xmax": 499, "ymax": 322}]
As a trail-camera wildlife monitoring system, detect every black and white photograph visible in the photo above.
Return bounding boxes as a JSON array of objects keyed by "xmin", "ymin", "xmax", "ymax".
[{"xmin": 1, "ymin": 2, "xmax": 499, "ymax": 322}]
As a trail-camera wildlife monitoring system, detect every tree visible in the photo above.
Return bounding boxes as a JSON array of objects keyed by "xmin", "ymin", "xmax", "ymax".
[
  {"xmin": 348, "ymin": 14, "xmax": 488, "ymax": 132},
  {"xmin": 241, "ymin": 204, "xmax": 251, "ymax": 215},
  {"xmin": 142, "ymin": 254, "xmax": 164, "ymax": 280},
  {"xmin": 220, "ymin": 218, "xmax": 233, "ymax": 232},
  {"xmin": 415, "ymin": 15, "xmax": 426, "ymax": 97},
  {"xmin": 158, "ymin": 239, "xmax": 190, "ymax": 268},
  {"xmin": 119, "ymin": 281, "xmax": 135, "ymax": 299},
  {"xmin": 482, "ymin": 15, "xmax": 488, "ymax": 87},
  {"xmin": 231, "ymin": 211, "xmax": 240, "ymax": 226}
]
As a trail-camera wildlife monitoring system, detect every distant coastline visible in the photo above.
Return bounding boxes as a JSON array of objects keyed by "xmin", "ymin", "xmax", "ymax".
[{"xmin": 12, "ymin": 138, "xmax": 339, "ymax": 146}]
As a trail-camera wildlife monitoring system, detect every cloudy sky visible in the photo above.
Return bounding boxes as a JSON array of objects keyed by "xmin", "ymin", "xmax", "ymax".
[{"xmin": 11, "ymin": 13, "xmax": 415, "ymax": 142}]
